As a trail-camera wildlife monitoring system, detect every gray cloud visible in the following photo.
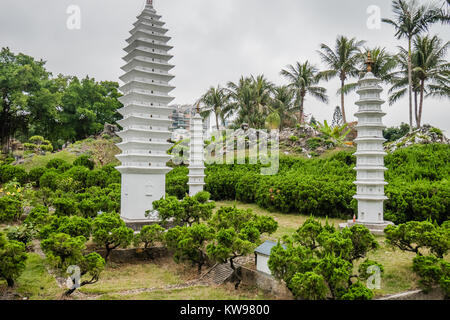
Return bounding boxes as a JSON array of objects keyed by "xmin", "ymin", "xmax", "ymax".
[{"xmin": 0, "ymin": 0, "xmax": 448, "ymax": 131}]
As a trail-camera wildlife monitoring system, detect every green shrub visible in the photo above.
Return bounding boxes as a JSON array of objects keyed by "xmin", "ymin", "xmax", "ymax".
[
  {"xmin": 65, "ymin": 166, "xmax": 90, "ymax": 187},
  {"xmin": 306, "ymin": 137, "xmax": 322, "ymax": 150},
  {"xmin": 166, "ymin": 166, "xmax": 188, "ymax": 199},
  {"xmin": 86, "ymin": 169, "xmax": 108, "ymax": 188},
  {"xmin": 0, "ymin": 196, "xmax": 23, "ymax": 222},
  {"xmin": 28, "ymin": 167, "xmax": 46, "ymax": 187},
  {"xmin": 73, "ymin": 155, "xmax": 95, "ymax": 170},
  {"xmin": 24, "ymin": 205, "xmax": 51, "ymax": 227},
  {"xmin": 39, "ymin": 169, "xmax": 61, "ymax": 191},
  {"xmin": 46, "ymin": 159, "xmax": 69, "ymax": 170},
  {"xmin": 0, "ymin": 232, "xmax": 28, "ymax": 287},
  {"xmin": 53, "ymin": 197, "xmax": 78, "ymax": 217},
  {"xmin": 0, "ymin": 165, "xmax": 28, "ymax": 185}
]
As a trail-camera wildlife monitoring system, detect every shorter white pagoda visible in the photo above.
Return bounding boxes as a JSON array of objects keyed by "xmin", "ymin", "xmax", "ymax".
[
  {"xmin": 340, "ymin": 53, "xmax": 393, "ymax": 235},
  {"xmin": 188, "ymin": 111, "xmax": 206, "ymax": 197}
]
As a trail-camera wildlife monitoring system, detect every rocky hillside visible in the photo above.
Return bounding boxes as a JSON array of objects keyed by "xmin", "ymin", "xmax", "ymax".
[{"xmin": 385, "ymin": 125, "xmax": 449, "ymax": 153}]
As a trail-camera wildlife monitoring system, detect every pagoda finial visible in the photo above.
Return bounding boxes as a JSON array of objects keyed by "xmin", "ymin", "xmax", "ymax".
[
  {"xmin": 365, "ymin": 51, "xmax": 374, "ymax": 73},
  {"xmin": 147, "ymin": 0, "xmax": 153, "ymax": 7}
]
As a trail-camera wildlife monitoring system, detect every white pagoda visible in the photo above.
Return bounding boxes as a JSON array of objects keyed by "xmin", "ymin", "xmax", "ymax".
[
  {"xmin": 340, "ymin": 53, "xmax": 393, "ymax": 235},
  {"xmin": 116, "ymin": 0, "xmax": 175, "ymax": 222},
  {"xmin": 188, "ymin": 110, "xmax": 206, "ymax": 197}
]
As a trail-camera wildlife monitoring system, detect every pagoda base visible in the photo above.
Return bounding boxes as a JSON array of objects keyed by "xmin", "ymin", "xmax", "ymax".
[
  {"xmin": 121, "ymin": 216, "xmax": 177, "ymax": 232},
  {"xmin": 339, "ymin": 220, "xmax": 394, "ymax": 236}
]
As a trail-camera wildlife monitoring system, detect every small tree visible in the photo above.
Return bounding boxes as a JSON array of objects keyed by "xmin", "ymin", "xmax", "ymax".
[
  {"xmin": 268, "ymin": 218, "xmax": 379, "ymax": 300},
  {"xmin": 0, "ymin": 232, "xmax": 28, "ymax": 287},
  {"xmin": 165, "ymin": 224, "xmax": 215, "ymax": 274},
  {"xmin": 134, "ymin": 224, "xmax": 165, "ymax": 249},
  {"xmin": 92, "ymin": 212, "xmax": 134, "ymax": 263},
  {"xmin": 385, "ymin": 221, "xmax": 449, "ymax": 258},
  {"xmin": 40, "ymin": 232, "xmax": 105, "ymax": 296},
  {"xmin": 153, "ymin": 192, "xmax": 216, "ymax": 226},
  {"xmin": 207, "ymin": 207, "xmax": 278, "ymax": 289},
  {"xmin": 73, "ymin": 155, "xmax": 95, "ymax": 170}
]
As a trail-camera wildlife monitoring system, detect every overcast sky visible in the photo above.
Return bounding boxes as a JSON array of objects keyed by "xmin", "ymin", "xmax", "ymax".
[{"xmin": 1, "ymin": 0, "xmax": 449, "ymax": 131}]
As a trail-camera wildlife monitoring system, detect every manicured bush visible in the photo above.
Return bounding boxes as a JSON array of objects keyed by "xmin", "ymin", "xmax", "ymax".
[
  {"xmin": 53, "ymin": 197, "xmax": 78, "ymax": 217},
  {"xmin": 39, "ymin": 169, "xmax": 61, "ymax": 191},
  {"xmin": 0, "ymin": 232, "xmax": 28, "ymax": 287},
  {"xmin": 86, "ymin": 169, "xmax": 108, "ymax": 188},
  {"xmin": 64, "ymin": 166, "xmax": 90, "ymax": 187},
  {"xmin": 166, "ymin": 166, "xmax": 188, "ymax": 199},
  {"xmin": 73, "ymin": 155, "xmax": 95, "ymax": 170},
  {"xmin": 24, "ymin": 205, "xmax": 51, "ymax": 227},
  {"xmin": 46, "ymin": 158, "xmax": 69, "ymax": 170},
  {"xmin": 0, "ymin": 165, "xmax": 28, "ymax": 185},
  {"xmin": 28, "ymin": 167, "xmax": 46, "ymax": 187},
  {"xmin": 0, "ymin": 196, "xmax": 23, "ymax": 222}
]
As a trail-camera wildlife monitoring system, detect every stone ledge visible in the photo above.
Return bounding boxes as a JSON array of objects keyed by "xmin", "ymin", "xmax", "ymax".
[{"xmin": 339, "ymin": 220, "xmax": 394, "ymax": 236}]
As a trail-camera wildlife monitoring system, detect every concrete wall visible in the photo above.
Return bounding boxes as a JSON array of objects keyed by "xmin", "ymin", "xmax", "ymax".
[{"xmin": 256, "ymin": 254, "xmax": 271, "ymax": 275}]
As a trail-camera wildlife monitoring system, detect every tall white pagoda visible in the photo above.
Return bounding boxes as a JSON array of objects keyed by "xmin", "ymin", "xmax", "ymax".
[
  {"xmin": 116, "ymin": 0, "xmax": 175, "ymax": 222},
  {"xmin": 340, "ymin": 53, "xmax": 393, "ymax": 235},
  {"xmin": 188, "ymin": 109, "xmax": 206, "ymax": 197}
]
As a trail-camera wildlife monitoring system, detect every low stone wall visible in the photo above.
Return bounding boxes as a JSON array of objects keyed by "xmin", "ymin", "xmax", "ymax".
[
  {"xmin": 237, "ymin": 266, "xmax": 293, "ymax": 299},
  {"xmin": 377, "ymin": 287, "xmax": 446, "ymax": 300},
  {"xmin": 92, "ymin": 247, "xmax": 170, "ymax": 264}
]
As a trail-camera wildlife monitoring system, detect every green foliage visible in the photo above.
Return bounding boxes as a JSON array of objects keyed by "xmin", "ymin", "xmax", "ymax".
[
  {"xmin": 207, "ymin": 206, "xmax": 277, "ymax": 288},
  {"xmin": 5, "ymin": 224, "xmax": 36, "ymax": 245},
  {"xmin": 134, "ymin": 224, "xmax": 165, "ymax": 249},
  {"xmin": 166, "ymin": 166, "xmax": 189, "ymax": 199},
  {"xmin": 86, "ymin": 169, "xmax": 108, "ymax": 188},
  {"xmin": 0, "ymin": 232, "xmax": 28, "ymax": 287},
  {"xmin": 289, "ymin": 135, "xmax": 299, "ymax": 142},
  {"xmin": 28, "ymin": 167, "xmax": 46, "ymax": 187},
  {"xmin": 24, "ymin": 205, "xmax": 51, "ymax": 228},
  {"xmin": 412, "ymin": 255, "xmax": 450, "ymax": 297},
  {"xmin": 268, "ymin": 218, "xmax": 380, "ymax": 300},
  {"xmin": 73, "ymin": 155, "xmax": 95, "ymax": 170},
  {"xmin": 39, "ymin": 169, "xmax": 61, "ymax": 191},
  {"xmin": 153, "ymin": 192, "xmax": 216, "ymax": 226},
  {"xmin": 0, "ymin": 195, "xmax": 23, "ymax": 222},
  {"xmin": 384, "ymin": 221, "xmax": 449, "ymax": 258},
  {"xmin": 46, "ymin": 158, "xmax": 69, "ymax": 171},
  {"xmin": 289, "ymin": 272, "xmax": 328, "ymax": 300},
  {"xmin": 39, "ymin": 215, "xmax": 91, "ymax": 239},
  {"xmin": 383, "ymin": 123, "xmax": 410, "ymax": 142},
  {"xmin": 306, "ymin": 137, "xmax": 322, "ymax": 150},
  {"xmin": 165, "ymin": 224, "xmax": 215, "ymax": 274},
  {"xmin": 0, "ymin": 165, "xmax": 28, "ymax": 185},
  {"xmin": 92, "ymin": 212, "xmax": 134, "ymax": 262},
  {"xmin": 338, "ymin": 282, "xmax": 374, "ymax": 300},
  {"xmin": 52, "ymin": 197, "xmax": 78, "ymax": 217}
]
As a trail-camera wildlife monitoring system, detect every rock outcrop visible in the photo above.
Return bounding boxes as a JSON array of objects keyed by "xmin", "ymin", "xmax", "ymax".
[{"xmin": 385, "ymin": 125, "xmax": 449, "ymax": 153}]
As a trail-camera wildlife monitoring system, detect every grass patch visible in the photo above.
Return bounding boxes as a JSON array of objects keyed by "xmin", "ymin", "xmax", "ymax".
[
  {"xmin": 79, "ymin": 259, "xmax": 184, "ymax": 295},
  {"xmin": 19, "ymin": 151, "xmax": 77, "ymax": 171},
  {"xmin": 97, "ymin": 284, "xmax": 269, "ymax": 300},
  {"xmin": 13, "ymin": 253, "xmax": 63, "ymax": 300},
  {"xmin": 215, "ymin": 201, "xmax": 346, "ymax": 240}
]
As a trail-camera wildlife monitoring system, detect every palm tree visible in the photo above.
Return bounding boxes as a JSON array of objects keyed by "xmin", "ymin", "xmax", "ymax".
[
  {"xmin": 388, "ymin": 46, "xmax": 422, "ymax": 125},
  {"xmin": 280, "ymin": 61, "xmax": 329, "ymax": 125},
  {"xmin": 413, "ymin": 35, "xmax": 450, "ymax": 127},
  {"xmin": 198, "ymin": 86, "xmax": 229, "ymax": 131},
  {"xmin": 271, "ymin": 86, "xmax": 296, "ymax": 129},
  {"xmin": 318, "ymin": 36, "xmax": 365, "ymax": 123},
  {"xmin": 226, "ymin": 75, "xmax": 274, "ymax": 129},
  {"xmin": 382, "ymin": 0, "xmax": 442, "ymax": 129}
]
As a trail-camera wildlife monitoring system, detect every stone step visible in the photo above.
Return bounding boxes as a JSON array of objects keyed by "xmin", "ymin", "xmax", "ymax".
[{"xmin": 200, "ymin": 263, "xmax": 234, "ymax": 285}]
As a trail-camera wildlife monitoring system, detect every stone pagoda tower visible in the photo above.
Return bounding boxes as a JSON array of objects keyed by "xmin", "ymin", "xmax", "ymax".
[
  {"xmin": 340, "ymin": 53, "xmax": 393, "ymax": 235},
  {"xmin": 116, "ymin": 0, "xmax": 175, "ymax": 222},
  {"xmin": 188, "ymin": 107, "xmax": 206, "ymax": 197}
]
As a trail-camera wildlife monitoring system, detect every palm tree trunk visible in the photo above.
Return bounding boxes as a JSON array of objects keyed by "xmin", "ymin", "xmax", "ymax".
[
  {"xmin": 340, "ymin": 78, "xmax": 347, "ymax": 123},
  {"xmin": 418, "ymin": 80, "xmax": 425, "ymax": 129},
  {"xmin": 414, "ymin": 91, "xmax": 419, "ymax": 128},
  {"xmin": 300, "ymin": 94, "xmax": 305, "ymax": 124},
  {"xmin": 408, "ymin": 39, "xmax": 414, "ymax": 131},
  {"xmin": 214, "ymin": 108, "xmax": 220, "ymax": 132}
]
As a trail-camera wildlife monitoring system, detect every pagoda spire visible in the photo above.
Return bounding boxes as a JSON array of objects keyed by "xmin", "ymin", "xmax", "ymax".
[{"xmin": 146, "ymin": 0, "xmax": 153, "ymax": 7}]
